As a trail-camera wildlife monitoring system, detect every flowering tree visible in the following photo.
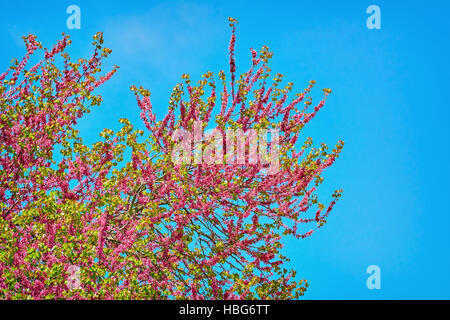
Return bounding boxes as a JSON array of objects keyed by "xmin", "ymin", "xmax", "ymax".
[{"xmin": 0, "ymin": 18, "xmax": 343, "ymax": 300}]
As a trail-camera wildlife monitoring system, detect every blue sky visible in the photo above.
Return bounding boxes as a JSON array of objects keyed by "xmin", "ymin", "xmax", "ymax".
[{"xmin": 1, "ymin": 0, "xmax": 449, "ymax": 299}]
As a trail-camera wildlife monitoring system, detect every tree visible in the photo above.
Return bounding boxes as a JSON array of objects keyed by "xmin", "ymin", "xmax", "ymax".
[{"xmin": 0, "ymin": 18, "xmax": 343, "ymax": 300}]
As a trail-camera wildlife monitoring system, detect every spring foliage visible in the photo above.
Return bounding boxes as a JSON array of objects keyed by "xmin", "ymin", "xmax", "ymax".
[{"xmin": 0, "ymin": 18, "xmax": 343, "ymax": 299}]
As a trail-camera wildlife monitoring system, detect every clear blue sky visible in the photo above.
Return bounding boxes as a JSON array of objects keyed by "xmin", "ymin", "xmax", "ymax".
[{"xmin": 1, "ymin": 0, "xmax": 449, "ymax": 299}]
